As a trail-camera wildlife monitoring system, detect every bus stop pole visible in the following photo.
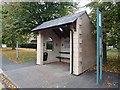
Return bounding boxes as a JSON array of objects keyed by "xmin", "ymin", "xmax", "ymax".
[
  {"xmin": 99, "ymin": 11, "xmax": 102, "ymax": 80},
  {"xmin": 16, "ymin": 41, "xmax": 18, "ymax": 60},
  {"xmin": 96, "ymin": 7, "xmax": 100, "ymax": 84}
]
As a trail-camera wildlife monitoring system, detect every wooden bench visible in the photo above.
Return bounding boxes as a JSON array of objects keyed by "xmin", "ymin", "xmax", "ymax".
[{"xmin": 56, "ymin": 52, "xmax": 70, "ymax": 62}]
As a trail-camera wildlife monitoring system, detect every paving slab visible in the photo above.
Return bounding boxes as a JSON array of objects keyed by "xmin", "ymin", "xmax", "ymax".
[{"xmin": 3, "ymin": 62, "xmax": 119, "ymax": 88}]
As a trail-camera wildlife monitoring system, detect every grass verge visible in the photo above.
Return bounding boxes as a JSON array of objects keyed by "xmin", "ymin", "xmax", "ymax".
[
  {"xmin": 0, "ymin": 48, "xmax": 36, "ymax": 64},
  {"xmin": 103, "ymin": 49, "xmax": 119, "ymax": 73}
]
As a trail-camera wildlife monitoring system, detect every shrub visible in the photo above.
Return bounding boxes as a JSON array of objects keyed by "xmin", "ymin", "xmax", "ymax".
[{"xmin": 20, "ymin": 43, "xmax": 37, "ymax": 49}]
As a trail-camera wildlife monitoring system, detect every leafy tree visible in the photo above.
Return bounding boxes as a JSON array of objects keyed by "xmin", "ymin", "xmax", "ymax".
[
  {"xmin": 2, "ymin": 3, "xmax": 31, "ymax": 49},
  {"xmin": 2, "ymin": 2, "xmax": 75, "ymax": 49},
  {"xmin": 0, "ymin": 4, "xmax": 2, "ymax": 48},
  {"xmin": 86, "ymin": 2, "xmax": 120, "ymax": 64}
]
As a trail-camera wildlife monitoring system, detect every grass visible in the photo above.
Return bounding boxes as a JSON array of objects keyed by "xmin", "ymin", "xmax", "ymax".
[
  {"xmin": 103, "ymin": 49, "xmax": 119, "ymax": 73},
  {"xmin": 0, "ymin": 48, "xmax": 36, "ymax": 63}
]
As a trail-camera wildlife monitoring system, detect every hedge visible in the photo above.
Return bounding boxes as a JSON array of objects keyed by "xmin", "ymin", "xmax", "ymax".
[{"xmin": 20, "ymin": 43, "xmax": 37, "ymax": 49}]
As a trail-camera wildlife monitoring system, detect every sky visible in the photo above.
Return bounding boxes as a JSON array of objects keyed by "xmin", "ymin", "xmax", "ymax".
[
  {"xmin": 0, "ymin": 0, "xmax": 92, "ymax": 13},
  {"xmin": 75, "ymin": 0, "xmax": 91, "ymax": 7},
  {"xmin": 74, "ymin": 0, "xmax": 92, "ymax": 14}
]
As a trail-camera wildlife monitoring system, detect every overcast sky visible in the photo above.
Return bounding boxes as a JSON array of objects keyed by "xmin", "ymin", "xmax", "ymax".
[
  {"xmin": 76, "ymin": 0, "xmax": 91, "ymax": 7},
  {"xmin": 0, "ymin": 0, "xmax": 92, "ymax": 13},
  {"xmin": 74, "ymin": 0, "xmax": 92, "ymax": 14}
]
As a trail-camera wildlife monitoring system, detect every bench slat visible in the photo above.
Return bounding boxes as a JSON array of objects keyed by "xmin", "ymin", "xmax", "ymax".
[
  {"xmin": 59, "ymin": 52, "xmax": 70, "ymax": 54},
  {"xmin": 56, "ymin": 56, "xmax": 70, "ymax": 59},
  {"xmin": 56, "ymin": 51, "xmax": 70, "ymax": 62}
]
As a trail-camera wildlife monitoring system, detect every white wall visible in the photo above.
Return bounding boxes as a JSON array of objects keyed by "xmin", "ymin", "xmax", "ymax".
[
  {"xmin": 80, "ymin": 13, "xmax": 96, "ymax": 72},
  {"xmin": 2, "ymin": 44, "xmax": 7, "ymax": 48},
  {"xmin": 42, "ymin": 29, "xmax": 61, "ymax": 63},
  {"xmin": 72, "ymin": 17, "xmax": 83, "ymax": 75},
  {"xmin": 37, "ymin": 31, "xmax": 43, "ymax": 65},
  {"xmin": 60, "ymin": 37, "xmax": 70, "ymax": 58},
  {"xmin": 72, "ymin": 13, "xmax": 96, "ymax": 75}
]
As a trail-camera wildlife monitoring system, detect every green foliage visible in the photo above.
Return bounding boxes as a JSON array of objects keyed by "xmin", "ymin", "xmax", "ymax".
[
  {"xmin": 2, "ymin": 2, "xmax": 75, "ymax": 49},
  {"xmin": 2, "ymin": 3, "xmax": 31, "ymax": 49},
  {"xmin": 106, "ymin": 49, "xmax": 119, "ymax": 72},
  {"xmin": 0, "ymin": 4, "xmax": 2, "ymax": 47},
  {"xmin": 86, "ymin": 2, "xmax": 120, "ymax": 49}
]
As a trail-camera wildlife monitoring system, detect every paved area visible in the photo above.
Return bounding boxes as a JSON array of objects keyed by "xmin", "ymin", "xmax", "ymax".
[
  {"xmin": 3, "ymin": 62, "xmax": 119, "ymax": 88},
  {"xmin": 0, "ymin": 55, "xmax": 119, "ymax": 88},
  {"xmin": 0, "ymin": 55, "xmax": 36, "ymax": 71}
]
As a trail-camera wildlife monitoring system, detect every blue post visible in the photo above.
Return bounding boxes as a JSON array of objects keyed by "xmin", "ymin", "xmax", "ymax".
[
  {"xmin": 96, "ymin": 7, "xmax": 102, "ymax": 84},
  {"xmin": 96, "ymin": 7, "xmax": 99, "ymax": 84},
  {"xmin": 99, "ymin": 12, "xmax": 102, "ymax": 80},
  {"xmin": 100, "ymin": 36, "xmax": 102, "ymax": 80}
]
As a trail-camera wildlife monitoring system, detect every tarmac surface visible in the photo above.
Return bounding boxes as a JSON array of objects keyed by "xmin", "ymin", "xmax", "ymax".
[
  {"xmin": 0, "ymin": 55, "xmax": 119, "ymax": 88},
  {"xmin": 0, "ymin": 55, "xmax": 35, "ymax": 71}
]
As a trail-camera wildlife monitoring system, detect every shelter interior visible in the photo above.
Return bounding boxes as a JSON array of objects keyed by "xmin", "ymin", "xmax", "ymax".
[{"xmin": 42, "ymin": 23, "xmax": 75, "ymax": 64}]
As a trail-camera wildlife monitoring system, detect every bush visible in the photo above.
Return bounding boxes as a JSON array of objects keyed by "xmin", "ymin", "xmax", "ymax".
[{"xmin": 20, "ymin": 43, "xmax": 37, "ymax": 49}]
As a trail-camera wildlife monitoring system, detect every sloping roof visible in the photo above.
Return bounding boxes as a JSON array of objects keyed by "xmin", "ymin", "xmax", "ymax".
[{"xmin": 32, "ymin": 11, "xmax": 86, "ymax": 31}]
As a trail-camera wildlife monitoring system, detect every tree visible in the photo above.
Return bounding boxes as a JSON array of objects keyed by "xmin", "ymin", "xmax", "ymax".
[
  {"xmin": 2, "ymin": 2, "xmax": 75, "ymax": 49},
  {"xmin": 0, "ymin": 3, "xmax": 2, "ymax": 48},
  {"xmin": 86, "ymin": 2, "xmax": 120, "ymax": 64},
  {"xmin": 2, "ymin": 3, "xmax": 31, "ymax": 49}
]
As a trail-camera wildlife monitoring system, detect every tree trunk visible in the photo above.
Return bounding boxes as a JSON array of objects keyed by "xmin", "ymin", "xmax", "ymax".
[
  {"xmin": 103, "ymin": 42, "xmax": 107, "ymax": 64},
  {"xmin": 11, "ymin": 39, "xmax": 16, "ymax": 50},
  {"xmin": 12, "ymin": 47, "xmax": 15, "ymax": 50},
  {"xmin": 12, "ymin": 44, "xmax": 15, "ymax": 50},
  {"xmin": 103, "ymin": 32, "xmax": 107, "ymax": 64}
]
